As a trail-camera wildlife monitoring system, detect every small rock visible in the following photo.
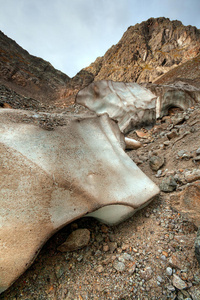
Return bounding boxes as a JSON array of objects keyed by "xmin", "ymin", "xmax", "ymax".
[
  {"xmin": 166, "ymin": 267, "xmax": 173, "ymax": 276},
  {"xmin": 113, "ymin": 261, "xmax": 126, "ymax": 272},
  {"xmin": 159, "ymin": 176, "xmax": 177, "ymax": 192},
  {"xmin": 164, "ymin": 140, "xmax": 170, "ymax": 146},
  {"xmin": 103, "ymin": 244, "xmax": 109, "ymax": 252},
  {"xmin": 141, "ymin": 266, "xmax": 153, "ymax": 280},
  {"xmin": 121, "ymin": 243, "xmax": 130, "ymax": 250},
  {"xmin": 167, "ymin": 129, "xmax": 179, "ymax": 140},
  {"xmin": 172, "ymin": 274, "xmax": 187, "ymax": 290},
  {"xmin": 149, "ymin": 155, "xmax": 165, "ymax": 171},
  {"xmin": 96, "ymin": 265, "xmax": 104, "ymax": 273},
  {"xmin": 184, "ymin": 169, "xmax": 200, "ymax": 183},
  {"xmin": 167, "ymin": 285, "xmax": 176, "ymax": 291},
  {"xmin": 196, "ymin": 147, "xmax": 200, "ymax": 155},
  {"xmin": 55, "ymin": 265, "xmax": 66, "ymax": 279},
  {"xmin": 172, "ymin": 115, "xmax": 185, "ymax": 126},
  {"xmin": 128, "ymin": 262, "xmax": 136, "ymax": 274},
  {"xmin": 169, "ymin": 253, "xmax": 184, "ymax": 269},
  {"xmin": 157, "ymin": 275, "xmax": 163, "ymax": 283},
  {"xmin": 193, "ymin": 155, "xmax": 200, "ymax": 162},
  {"xmin": 177, "ymin": 150, "xmax": 186, "ymax": 158},
  {"xmin": 108, "ymin": 242, "xmax": 117, "ymax": 253},
  {"xmin": 101, "ymin": 224, "xmax": 109, "ymax": 233},
  {"xmin": 57, "ymin": 229, "xmax": 90, "ymax": 252}
]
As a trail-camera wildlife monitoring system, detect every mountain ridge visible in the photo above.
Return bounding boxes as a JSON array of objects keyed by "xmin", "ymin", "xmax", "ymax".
[{"xmin": 1, "ymin": 17, "xmax": 200, "ymax": 109}]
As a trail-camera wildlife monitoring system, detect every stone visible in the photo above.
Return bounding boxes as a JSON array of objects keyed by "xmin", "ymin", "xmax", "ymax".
[
  {"xmin": 167, "ymin": 129, "xmax": 179, "ymax": 140},
  {"xmin": 128, "ymin": 262, "xmax": 136, "ymax": 274},
  {"xmin": 184, "ymin": 169, "xmax": 200, "ymax": 183},
  {"xmin": 167, "ymin": 285, "xmax": 176, "ymax": 292},
  {"xmin": 196, "ymin": 147, "xmax": 200, "ymax": 155},
  {"xmin": 149, "ymin": 155, "xmax": 165, "ymax": 171},
  {"xmin": 96, "ymin": 265, "xmax": 104, "ymax": 273},
  {"xmin": 170, "ymin": 181, "xmax": 200, "ymax": 226},
  {"xmin": 168, "ymin": 253, "xmax": 185, "ymax": 270},
  {"xmin": 57, "ymin": 229, "xmax": 90, "ymax": 252},
  {"xmin": 141, "ymin": 266, "xmax": 153, "ymax": 280},
  {"xmin": 159, "ymin": 176, "xmax": 177, "ymax": 192},
  {"xmin": 166, "ymin": 267, "xmax": 173, "ymax": 276},
  {"xmin": 195, "ymin": 227, "xmax": 200, "ymax": 265},
  {"xmin": 108, "ymin": 242, "xmax": 117, "ymax": 253},
  {"xmin": 0, "ymin": 109, "xmax": 160, "ymax": 293},
  {"xmin": 125, "ymin": 137, "xmax": 142, "ymax": 149},
  {"xmin": 172, "ymin": 274, "xmax": 187, "ymax": 290},
  {"xmin": 113, "ymin": 261, "xmax": 126, "ymax": 272}
]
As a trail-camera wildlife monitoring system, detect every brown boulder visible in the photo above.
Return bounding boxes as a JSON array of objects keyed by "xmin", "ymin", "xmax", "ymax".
[{"xmin": 170, "ymin": 181, "xmax": 200, "ymax": 226}]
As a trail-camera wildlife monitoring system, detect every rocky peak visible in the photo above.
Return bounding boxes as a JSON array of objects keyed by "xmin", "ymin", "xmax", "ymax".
[{"xmin": 84, "ymin": 17, "xmax": 200, "ymax": 84}]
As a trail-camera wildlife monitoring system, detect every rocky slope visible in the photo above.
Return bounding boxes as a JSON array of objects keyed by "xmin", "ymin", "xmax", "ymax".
[
  {"xmin": 84, "ymin": 17, "xmax": 200, "ymax": 84},
  {"xmin": 154, "ymin": 53, "xmax": 200, "ymax": 88},
  {"xmin": 0, "ymin": 30, "xmax": 70, "ymax": 105}
]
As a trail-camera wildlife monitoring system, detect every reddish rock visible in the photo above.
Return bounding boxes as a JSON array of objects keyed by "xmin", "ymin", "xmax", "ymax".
[
  {"xmin": 170, "ymin": 181, "xmax": 200, "ymax": 226},
  {"xmin": 57, "ymin": 229, "xmax": 91, "ymax": 252}
]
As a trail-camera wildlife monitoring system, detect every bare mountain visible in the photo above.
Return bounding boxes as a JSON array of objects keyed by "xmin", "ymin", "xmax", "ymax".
[
  {"xmin": 1, "ymin": 17, "xmax": 200, "ymax": 109},
  {"xmin": 84, "ymin": 17, "xmax": 200, "ymax": 84},
  {"xmin": 0, "ymin": 30, "xmax": 70, "ymax": 105}
]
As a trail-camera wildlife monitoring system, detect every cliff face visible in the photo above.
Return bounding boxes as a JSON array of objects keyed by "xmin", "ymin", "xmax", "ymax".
[
  {"xmin": 0, "ymin": 30, "xmax": 70, "ymax": 104},
  {"xmin": 84, "ymin": 17, "xmax": 200, "ymax": 84}
]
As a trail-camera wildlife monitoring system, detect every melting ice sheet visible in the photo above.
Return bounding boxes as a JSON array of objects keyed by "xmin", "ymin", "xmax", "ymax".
[
  {"xmin": 0, "ymin": 109, "xmax": 159, "ymax": 293},
  {"xmin": 76, "ymin": 80, "xmax": 158, "ymax": 133}
]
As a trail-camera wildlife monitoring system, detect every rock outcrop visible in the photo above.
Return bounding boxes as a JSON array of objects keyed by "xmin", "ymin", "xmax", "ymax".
[{"xmin": 84, "ymin": 17, "xmax": 200, "ymax": 84}]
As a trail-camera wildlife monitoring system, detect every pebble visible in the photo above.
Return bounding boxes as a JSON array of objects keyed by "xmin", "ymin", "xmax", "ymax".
[
  {"xmin": 57, "ymin": 229, "xmax": 90, "ymax": 252},
  {"xmin": 103, "ymin": 245, "xmax": 109, "ymax": 252},
  {"xmin": 172, "ymin": 274, "xmax": 187, "ymax": 290},
  {"xmin": 159, "ymin": 176, "xmax": 177, "ymax": 192},
  {"xmin": 167, "ymin": 129, "xmax": 179, "ymax": 140},
  {"xmin": 167, "ymin": 285, "xmax": 176, "ymax": 291},
  {"xmin": 113, "ymin": 261, "xmax": 126, "ymax": 272},
  {"xmin": 177, "ymin": 150, "xmax": 186, "ymax": 157},
  {"xmin": 149, "ymin": 155, "xmax": 165, "ymax": 171},
  {"xmin": 196, "ymin": 147, "xmax": 200, "ymax": 155},
  {"xmin": 96, "ymin": 265, "xmax": 104, "ymax": 273},
  {"xmin": 166, "ymin": 267, "xmax": 173, "ymax": 276}
]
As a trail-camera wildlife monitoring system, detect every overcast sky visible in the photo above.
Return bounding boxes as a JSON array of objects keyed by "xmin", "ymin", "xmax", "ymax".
[{"xmin": 0, "ymin": 0, "xmax": 200, "ymax": 78}]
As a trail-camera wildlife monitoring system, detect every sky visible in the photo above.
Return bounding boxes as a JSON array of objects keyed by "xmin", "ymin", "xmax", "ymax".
[{"xmin": 0, "ymin": 0, "xmax": 200, "ymax": 78}]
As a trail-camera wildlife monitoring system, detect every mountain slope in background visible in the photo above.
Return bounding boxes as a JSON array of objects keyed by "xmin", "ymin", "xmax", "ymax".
[
  {"xmin": 1, "ymin": 17, "xmax": 200, "ymax": 109},
  {"xmin": 0, "ymin": 30, "xmax": 70, "ymax": 105}
]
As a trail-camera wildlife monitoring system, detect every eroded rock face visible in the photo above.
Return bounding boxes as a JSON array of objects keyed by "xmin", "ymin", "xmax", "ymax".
[
  {"xmin": 84, "ymin": 18, "xmax": 200, "ymax": 84},
  {"xmin": 0, "ymin": 109, "xmax": 159, "ymax": 293},
  {"xmin": 76, "ymin": 80, "xmax": 157, "ymax": 133}
]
